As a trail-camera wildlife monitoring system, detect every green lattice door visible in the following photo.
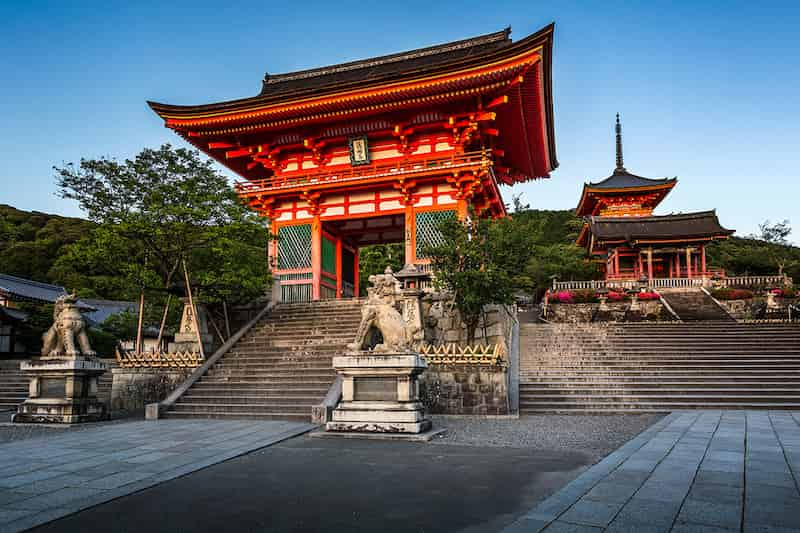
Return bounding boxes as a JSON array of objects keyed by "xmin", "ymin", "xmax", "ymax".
[
  {"xmin": 321, "ymin": 235, "xmax": 337, "ymax": 299},
  {"xmin": 277, "ymin": 224, "xmax": 313, "ymax": 302},
  {"xmin": 415, "ymin": 210, "xmax": 455, "ymax": 259}
]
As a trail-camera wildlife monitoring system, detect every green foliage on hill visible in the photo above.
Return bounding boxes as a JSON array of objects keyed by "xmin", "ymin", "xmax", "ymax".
[{"xmin": 0, "ymin": 204, "xmax": 95, "ymax": 283}]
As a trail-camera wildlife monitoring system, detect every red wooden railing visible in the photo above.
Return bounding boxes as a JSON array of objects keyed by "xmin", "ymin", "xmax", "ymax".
[{"xmin": 235, "ymin": 150, "xmax": 489, "ymax": 195}]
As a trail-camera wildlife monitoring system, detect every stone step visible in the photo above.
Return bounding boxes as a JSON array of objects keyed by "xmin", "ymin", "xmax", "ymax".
[
  {"xmin": 520, "ymin": 384, "xmax": 800, "ymax": 399},
  {"xmin": 170, "ymin": 402, "xmax": 313, "ymax": 413},
  {"xmin": 162, "ymin": 411, "xmax": 310, "ymax": 421}
]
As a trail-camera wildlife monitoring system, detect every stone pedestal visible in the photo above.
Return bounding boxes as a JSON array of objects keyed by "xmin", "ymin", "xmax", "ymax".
[
  {"xmin": 167, "ymin": 299, "xmax": 213, "ymax": 354},
  {"xmin": 326, "ymin": 352, "xmax": 431, "ymax": 434},
  {"xmin": 14, "ymin": 358, "xmax": 108, "ymax": 424}
]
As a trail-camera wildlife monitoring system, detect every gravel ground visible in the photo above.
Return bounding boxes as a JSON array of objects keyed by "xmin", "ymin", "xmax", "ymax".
[
  {"xmin": 431, "ymin": 414, "xmax": 665, "ymax": 462},
  {"xmin": 0, "ymin": 410, "xmax": 136, "ymax": 444}
]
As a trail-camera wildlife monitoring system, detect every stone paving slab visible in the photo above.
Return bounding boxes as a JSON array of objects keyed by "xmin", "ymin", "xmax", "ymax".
[
  {"xmin": 503, "ymin": 411, "xmax": 800, "ymax": 533},
  {"xmin": 0, "ymin": 419, "xmax": 314, "ymax": 532}
]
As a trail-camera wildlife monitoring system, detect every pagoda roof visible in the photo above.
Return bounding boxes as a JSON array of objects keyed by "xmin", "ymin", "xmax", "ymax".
[
  {"xmin": 577, "ymin": 210, "xmax": 734, "ymax": 247},
  {"xmin": 257, "ymin": 29, "xmax": 513, "ymax": 99},
  {"xmin": 148, "ymin": 24, "xmax": 557, "ymax": 184},
  {"xmin": 586, "ymin": 169, "xmax": 676, "ymax": 190}
]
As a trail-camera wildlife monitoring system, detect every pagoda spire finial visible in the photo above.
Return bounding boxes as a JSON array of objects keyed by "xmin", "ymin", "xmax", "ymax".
[{"xmin": 615, "ymin": 113, "xmax": 625, "ymax": 172}]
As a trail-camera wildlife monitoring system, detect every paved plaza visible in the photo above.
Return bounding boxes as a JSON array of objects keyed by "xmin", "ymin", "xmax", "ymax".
[
  {"xmin": 0, "ymin": 419, "xmax": 314, "ymax": 532},
  {"xmin": 0, "ymin": 412, "xmax": 797, "ymax": 531},
  {"xmin": 504, "ymin": 411, "xmax": 800, "ymax": 532}
]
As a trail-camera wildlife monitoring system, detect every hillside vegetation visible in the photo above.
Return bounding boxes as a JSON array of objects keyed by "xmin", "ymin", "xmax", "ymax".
[{"xmin": 2, "ymin": 204, "xmax": 798, "ymax": 301}]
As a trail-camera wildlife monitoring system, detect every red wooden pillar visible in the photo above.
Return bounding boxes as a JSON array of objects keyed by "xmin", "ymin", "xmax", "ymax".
[
  {"xmin": 701, "ymin": 245, "xmax": 707, "ymax": 275},
  {"xmin": 311, "ymin": 215, "xmax": 322, "ymax": 300},
  {"xmin": 647, "ymin": 249, "xmax": 654, "ymax": 280},
  {"xmin": 637, "ymin": 253, "xmax": 643, "ymax": 278},
  {"xmin": 685, "ymin": 248, "xmax": 692, "ymax": 279},
  {"xmin": 404, "ymin": 203, "xmax": 416, "ymax": 266},
  {"xmin": 614, "ymin": 249, "xmax": 620, "ymax": 278},
  {"xmin": 675, "ymin": 251, "xmax": 681, "ymax": 277},
  {"xmin": 669, "ymin": 254, "xmax": 674, "ymax": 278},
  {"xmin": 335, "ymin": 236, "xmax": 343, "ymax": 298}
]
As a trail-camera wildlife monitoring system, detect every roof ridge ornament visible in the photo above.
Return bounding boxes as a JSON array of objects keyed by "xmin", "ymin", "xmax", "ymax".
[{"xmin": 615, "ymin": 113, "xmax": 625, "ymax": 172}]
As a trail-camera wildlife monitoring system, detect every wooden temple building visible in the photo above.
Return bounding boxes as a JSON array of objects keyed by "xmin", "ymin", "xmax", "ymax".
[
  {"xmin": 576, "ymin": 115, "xmax": 734, "ymax": 281},
  {"xmin": 149, "ymin": 25, "xmax": 557, "ymax": 301}
]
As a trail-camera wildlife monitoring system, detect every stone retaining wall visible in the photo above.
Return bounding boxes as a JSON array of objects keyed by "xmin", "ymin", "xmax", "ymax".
[
  {"xmin": 419, "ymin": 364, "xmax": 508, "ymax": 415},
  {"xmin": 422, "ymin": 293, "xmax": 515, "ymax": 354},
  {"xmin": 110, "ymin": 367, "xmax": 191, "ymax": 414},
  {"xmin": 546, "ymin": 301, "xmax": 664, "ymax": 323}
]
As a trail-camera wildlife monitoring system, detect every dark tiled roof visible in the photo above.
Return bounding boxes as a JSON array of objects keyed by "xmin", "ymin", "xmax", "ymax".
[
  {"xmin": 259, "ymin": 29, "xmax": 512, "ymax": 97},
  {"xmin": 80, "ymin": 298, "xmax": 136, "ymax": 326},
  {"xmin": 587, "ymin": 169, "xmax": 676, "ymax": 190},
  {"xmin": 586, "ymin": 211, "xmax": 735, "ymax": 242},
  {"xmin": 0, "ymin": 273, "xmax": 67, "ymax": 304},
  {"xmin": 0, "ymin": 306, "xmax": 28, "ymax": 322}
]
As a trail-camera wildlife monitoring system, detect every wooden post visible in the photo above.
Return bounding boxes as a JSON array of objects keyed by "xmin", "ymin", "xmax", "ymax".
[
  {"xmin": 675, "ymin": 251, "xmax": 681, "ymax": 277},
  {"xmin": 685, "ymin": 248, "xmax": 693, "ymax": 279},
  {"xmin": 311, "ymin": 215, "xmax": 322, "ymax": 300},
  {"xmin": 222, "ymin": 300, "xmax": 231, "ymax": 339},
  {"xmin": 335, "ymin": 235, "xmax": 343, "ymax": 299},
  {"xmin": 182, "ymin": 260, "xmax": 205, "ymax": 360},
  {"xmin": 404, "ymin": 203, "xmax": 416, "ymax": 266},
  {"xmin": 701, "ymin": 245, "xmax": 707, "ymax": 275},
  {"xmin": 637, "ymin": 252, "xmax": 643, "ymax": 278},
  {"xmin": 614, "ymin": 249, "xmax": 620, "ymax": 278},
  {"xmin": 647, "ymin": 248, "xmax": 654, "ymax": 280},
  {"xmin": 155, "ymin": 294, "xmax": 171, "ymax": 353},
  {"xmin": 135, "ymin": 288, "xmax": 145, "ymax": 355}
]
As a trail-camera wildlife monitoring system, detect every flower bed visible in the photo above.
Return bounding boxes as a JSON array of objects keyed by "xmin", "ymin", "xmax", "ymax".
[
  {"xmin": 550, "ymin": 289, "xmax": 660, "ymax": 304},
  {"xmin": 711, "ymin": 288, "xmax": 754, "ymax": 300}
]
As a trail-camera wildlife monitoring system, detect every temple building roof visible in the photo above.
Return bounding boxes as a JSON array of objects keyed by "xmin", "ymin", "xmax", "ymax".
[
  {"xmin": 147, "ymin": 24, "xmax": 557, "ymax": 185},
  {"xmin": 258, "ymin": 29, "xmax": 513, "ymax": 98},
  {"xmin": 577, "ymin": 210, "xmax": 734, "ymax": 247},
  {"xmin": 586, "ymin": 170, "xmax": 676, "ymax": 190},
  {"xmin": 0, "ymin": 273, "xmax": 68, "ymax": 304}
]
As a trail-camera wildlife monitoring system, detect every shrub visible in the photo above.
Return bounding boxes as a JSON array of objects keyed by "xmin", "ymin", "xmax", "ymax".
[
  {"xmin": 711, "ymin": 288, "xmax": 754, "ymax": 300},
  {"xmin": 637, "ymin": 291, "xmax": 660, "ymax": 300}
]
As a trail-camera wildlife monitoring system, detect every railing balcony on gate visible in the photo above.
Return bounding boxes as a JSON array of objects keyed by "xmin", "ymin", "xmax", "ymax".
[{"xmin": 235, "ymin": 150, "xmax": 490, "ymax": 195}]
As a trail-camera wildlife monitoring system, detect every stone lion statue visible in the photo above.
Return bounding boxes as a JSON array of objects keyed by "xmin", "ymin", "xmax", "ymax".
[
  {"xmin": 41, "ymin": 293, "xmax": 96, "ymax": 358},
  {"xmin": 347, "ymin": 267, "xmax": 410, "ymax": 353}
]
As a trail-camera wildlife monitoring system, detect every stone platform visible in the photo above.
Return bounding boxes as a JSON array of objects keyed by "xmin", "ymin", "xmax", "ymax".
[
  {"xmin": 0, "ymin": 419, "xmax": 313, "ymax": 532},
  {"xmin": 503, "ymin": 410, "xmax": 800, "ymax": 532}
]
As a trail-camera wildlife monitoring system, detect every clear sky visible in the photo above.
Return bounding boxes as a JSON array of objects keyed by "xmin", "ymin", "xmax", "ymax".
[{"xmin": 1, "ymin": 1, "xmax": 798, "ymax": 243}]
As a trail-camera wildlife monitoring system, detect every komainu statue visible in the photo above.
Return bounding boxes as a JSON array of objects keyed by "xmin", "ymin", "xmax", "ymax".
[
  {"xmin": 41, "ymin": 293, "xmax": 96, "ymax": 358},
  {"xmin": 347, "ymin": 267, "xmax": 410, "ymax": 353}
]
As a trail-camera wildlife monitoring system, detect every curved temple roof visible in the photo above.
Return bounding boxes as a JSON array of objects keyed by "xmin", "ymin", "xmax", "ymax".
[
  {"xmin": 578, "ymin": 210, "xmax": 734, "ymax": 247},
  {"xmin": 148, "ymin": 24, "xmax": 557, "ymax": 185}
]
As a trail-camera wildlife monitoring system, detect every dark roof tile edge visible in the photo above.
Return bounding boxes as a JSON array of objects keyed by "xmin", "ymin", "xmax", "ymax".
[{"xmin": 262, "ymin": 28, "xmax": 511, "ymax": 86}]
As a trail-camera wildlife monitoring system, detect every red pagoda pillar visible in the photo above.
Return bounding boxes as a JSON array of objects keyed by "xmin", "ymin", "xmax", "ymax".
[{"xmin": 685, "ymin": 248, "xmax": 693, "ymax": 278}]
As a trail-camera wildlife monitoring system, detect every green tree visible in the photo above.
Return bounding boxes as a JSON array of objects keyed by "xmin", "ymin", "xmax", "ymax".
[
  {"xmin": 424, "ymin": 213, "xmax": 516, "ymax": 343},
  {"xmin": 53, "ymin": 144, "xmax": 269, "ymax": 304},
  {"xmin": 357, "ymin": 243, "xmax": 404, "ymax": 297}
]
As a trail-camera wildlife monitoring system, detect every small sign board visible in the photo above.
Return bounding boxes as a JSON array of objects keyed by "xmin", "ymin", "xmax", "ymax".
[{"xmin": 348, "ymin": 135, "xmax": 370, "ymax": 166}]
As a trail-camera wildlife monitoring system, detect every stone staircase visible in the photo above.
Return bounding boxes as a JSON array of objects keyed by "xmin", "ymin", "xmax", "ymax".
[
  {"xmin": 164, "ymin": 299, "xmax": 363, "ymax": 421},
  {"xmin": 519, "ymin": 322, "xmax": 800, "ymax": 413},
  {"xmin": 660, "ymin": 289, "xmax": 733, "ymax": 321},
  {"xmin": 0, "ymin": 360, "xmax": 28, "ymax": 411}
]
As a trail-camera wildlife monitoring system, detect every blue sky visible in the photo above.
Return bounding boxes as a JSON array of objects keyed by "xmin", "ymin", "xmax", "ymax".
[{"xmin": 0, "ymin": 1, "xmax": 798, "ymax": 243}]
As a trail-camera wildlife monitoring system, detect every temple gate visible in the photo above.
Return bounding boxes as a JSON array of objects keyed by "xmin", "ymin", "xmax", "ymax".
[{"xmin": 150, "ymin": 25, "xmax": 557, "ymax": 300}]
